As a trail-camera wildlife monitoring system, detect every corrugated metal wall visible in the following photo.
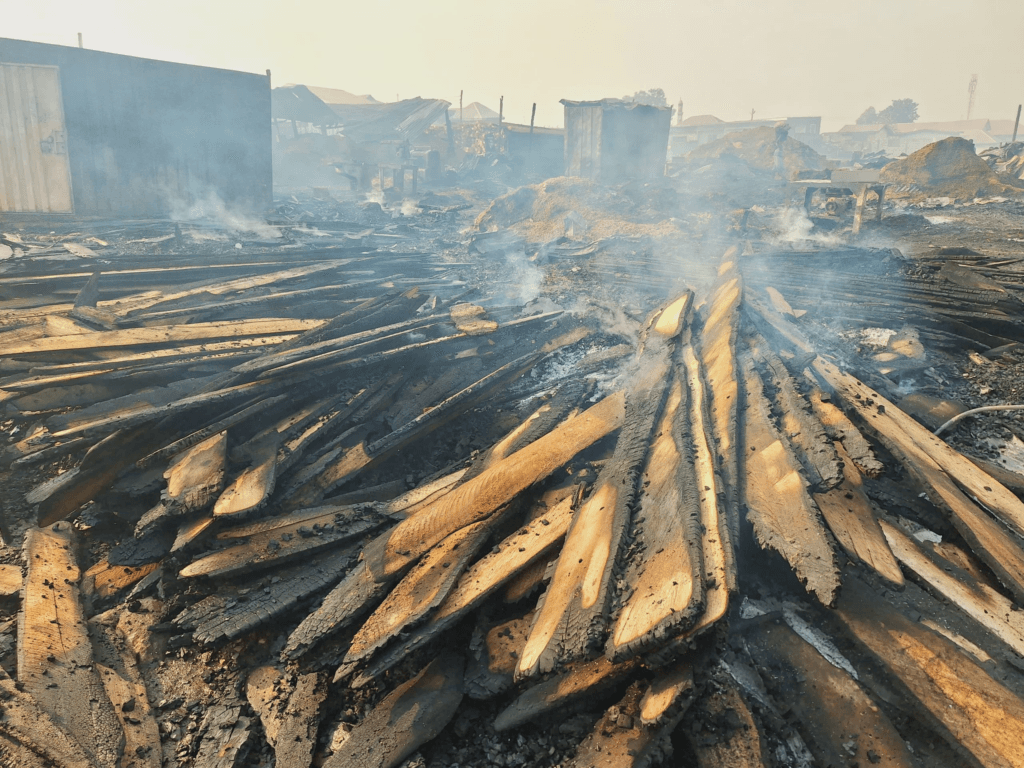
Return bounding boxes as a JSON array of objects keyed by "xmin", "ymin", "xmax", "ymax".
[
  {"xmin": 0, "ymin": 38, "xmax": 271, "ymax": 217},
  {"xmin": 564, "ymin": 106, "xmax": 602, "ymax": 178}
]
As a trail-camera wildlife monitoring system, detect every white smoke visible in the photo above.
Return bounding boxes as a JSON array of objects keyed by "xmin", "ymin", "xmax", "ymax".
[{"xmin": 167, "ymin": 187, "xmax": 280, "ymax": 239}]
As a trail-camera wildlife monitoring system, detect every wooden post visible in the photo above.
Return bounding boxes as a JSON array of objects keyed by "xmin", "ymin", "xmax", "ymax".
[
  {"xmin": 1014, "ymin": 104, "xmax": 1022, "ymax": 143},
  {"xmin": 529, "ymin": 103, "xmax": 537, "ymax": 171},
  {"xmin": 498, "ymin": 96, "xmax": 504, "ymax": 127},
  {"xmin": 77, "ymin": 33, "xmax": 83, "ymax": 49},
  {"xmin": 445, "ymin": 109, "xmax": 455, "ymax": 155},
  {"xmin": 529, "ymin": 103, "xmax": 536, "ymax": 133}
]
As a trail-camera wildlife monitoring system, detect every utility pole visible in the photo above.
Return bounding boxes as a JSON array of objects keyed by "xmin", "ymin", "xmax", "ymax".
[
  {"xmin": 1013, "ymin": 104, "xmax": 1022, "ymax": 143},
  {"xmin": 77, "ymin": 33, "xmax": 83, "ymax": 48},
  {"xmin": 498, "ymin": 95, "xmax": 504, "ymax": 127}
]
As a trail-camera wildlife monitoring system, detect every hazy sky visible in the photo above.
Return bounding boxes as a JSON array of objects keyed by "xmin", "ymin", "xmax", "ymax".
[{"xmin": 3, "ymin": 0, "xmax": 1021, "ymax": 131}]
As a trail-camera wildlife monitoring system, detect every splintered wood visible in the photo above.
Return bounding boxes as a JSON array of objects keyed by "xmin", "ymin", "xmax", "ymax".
[{"xmin": 11, "ymin": 232, "xmax": 1024, "ymax": 768}]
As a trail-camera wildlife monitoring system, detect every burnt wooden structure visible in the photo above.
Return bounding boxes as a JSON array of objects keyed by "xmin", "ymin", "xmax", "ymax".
[{"xmin": 561, "ymin": 98, "xmax": 671, "ymax": 182}]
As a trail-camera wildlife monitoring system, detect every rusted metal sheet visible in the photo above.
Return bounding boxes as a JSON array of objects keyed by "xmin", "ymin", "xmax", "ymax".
[{"xmin": 0, "ymin": 63, "xmax": 73, "ymax": 213}]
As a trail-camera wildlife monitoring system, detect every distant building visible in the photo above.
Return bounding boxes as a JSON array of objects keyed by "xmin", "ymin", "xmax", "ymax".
[
  {"xmin": 823, "ymin": 119, "xmax": 1019, "ymax": 157},
  {"xmin": 503, "ymin": 123, "xmax": 564, "ymax": 178},
  {"xmin": 561, "ymin": 99, "xmax": 672, "ymax": 182},
  {"xmin": 671, "ymin": 114, "xmax": 822, "ymax": 156},
  {"xmin": 0, "ymin": 37, "xmax": 271, "ymax": 216}
]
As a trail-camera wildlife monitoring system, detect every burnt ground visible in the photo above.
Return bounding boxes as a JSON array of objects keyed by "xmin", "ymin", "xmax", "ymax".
[{"xmin": 3, "ymin": 181, "xmax": 1024, "ymax": 767}]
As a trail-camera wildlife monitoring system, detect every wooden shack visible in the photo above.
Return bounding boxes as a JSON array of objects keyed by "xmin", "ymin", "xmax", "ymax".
[{"xmin": 561, "ymin": 99, "xmax": 671, "ymax": 182}]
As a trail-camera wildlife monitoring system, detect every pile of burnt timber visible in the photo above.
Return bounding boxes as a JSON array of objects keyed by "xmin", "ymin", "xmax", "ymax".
[{"xmin": 5, "ymin": 236, "xmax": 1024, "ymax": 768}]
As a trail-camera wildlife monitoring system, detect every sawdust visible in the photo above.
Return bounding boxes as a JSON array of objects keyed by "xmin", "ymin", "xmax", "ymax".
[
  {"xmin": 683, "ymin": 125, "xmax": 830, "ymax": 178},
  {"xmin": 474, "ymin": 177, "xmax": 683, "ymax": 242},
  {"xmin": 881, "ymin": 137, "xmax": 1024, "ymax": 203}
]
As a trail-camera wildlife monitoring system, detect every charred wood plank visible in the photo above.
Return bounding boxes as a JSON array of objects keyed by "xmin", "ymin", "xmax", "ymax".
[
  {"xmin": 135, "ymin": 432, "xmax": 227, "ymax": 537},
  {"xmin": 246, "ymin": 668, "xmax": 325, "ymax": 768},
  {"xmin": 741, "ymin": 357, "xmax": 840, "ymax": 605},
  {"xmin": 0, "ymin": 668, "xmax": 93, "ymax": 768},
  {"xmin": 608, "ymin": 373, "xmax": 704, "ymax": 661},
  {"xmin": 350, "ymin": 497, "xmax": 573, "ymax": 687},
  {"xmin": 494, "ymin": 656, "xmax": 640, "ymax": 732},
  {"xmin": 82, "ymin": 559, "xmax": 159, "ymax": 599},
  {"xmin": 696, "ymin": 255, "xmax": 742, "ymax": 591},
  {"xmin": 836, "ymin": 575, "xmax": 1024, "ymax": 768},
  {"xmin": 3, "ymin": 318, "xmax": 322, "ymax": 356},
  {"xmin": 807, "ymin": 389, "xmax": 884, "ymax": 477},
  {"xmin": 88, "ymin": 612, "xmax": 162, "ymax": 768},
  {"xmin": 688, "ymin": 669, "xmax": 769, "ymax": 768},
  {"xmin": 746, "ymin": 620, "xmax": 917, "ymax": 768},
  {"xmin": 322, "ymin": 653, "xmax": 463, "ymax": 768},
  {"xmin": 812, "ymin": 442, "xmax": 903, "ymax": 587},
  {"xmin": 174, "ymin": 546, "xmax": 358, "ymax": 645},
  {"xmin": 464, "ymin": 611, "xmax": 535, "ymax": 700},
  {"xmin": 638, "ymin": 658, "xmax": 695, "ymax": 726},
  {"xmin": 814, "ymin": 357, "xmax": 1024, "ymax": 602},
  {"xmin": 193, "ymin": 704, "xmax": 251, "ymax": 768},
  {"xmin": 337, "ymin": 517, "xmax": 495, "ymax": 678},
  {"xmin": 879, "ymin": 518, "xmax": 1024, "ymax": 656},
  {"xmin": 179, "ymin": 507, "xmax": 377, "ymax": 579},
  {"xmin": 361, "ymin": 390, "xmax": 625, "ymax": 582},
  {"xmin": 18, "ymin": 523, "xmax": 123, "ymax": 768},
  {"xmin": 752, "ymin": 338, "xmax": 842, "ymax": 490},
  {"xmin": 567, "ymin": 681, "xmax": 685, "ymax": 768},
  {"xmin": 518, "ymin": 295, "xmax": 690, "ymax": 676}
]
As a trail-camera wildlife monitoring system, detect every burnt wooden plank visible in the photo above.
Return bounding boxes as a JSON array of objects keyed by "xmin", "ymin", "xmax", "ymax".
[
  {"xmin": 337, "ymin": 518, "xmax": 494, "ymax": 678},
  {"xmin": 193, "ymin": 704, "xmax": 251, "ymax": 768},
  {"xmin": 322, "ymin": 653, "xmax": 463, "ymax": 768},
  {"xmin": 175, "ymin": 546, "xmax": 358, "ymax": 645},
  {"xmin": 879, "ymin": 518, "xmax": 1024, "ymax": 656},
  {"xmin": 697, "ymin": 255, "xmax": 742, "ymax": 592},
  {"xmin": 753, "ymin": 339, "xmax": 842, "ymax": 490},
  {"xmin": 747, "ymin": 620, "xmax": 917, "ymax": 768},
  {"xmin": 567, "ymin": 681, "xmax": 686, "ymax": 768},
  {"xmin": 608, "ymin": 372, "xmax": 703, "ymax": 661},
  {"xmin": 518, "ymin": 295, "xmax": 690, "ymax": 676},
  {"xmin": 814, "ymin": 358, "xmax": 1024, "ymax": 603},
  {"xmin": 352, "ymin": 496, "xmax": 573, "ymax": 687},
  {"xmin": 88, "ymin": 612, "xmax": 162, "ymax": 768},
  {"xmin": 82, "ymin": 559, "xmax": 159, "ymax": 599},
  {"xmin": 807, "ymin": 388, "xmax": 883, "ymax": 477},
  {"xmin": 362, "ymin": 391, "xmax": 626, "ymax": 582},
  {"xmin": 3, "ymin": 318, "xmax": 321, "ymax": 356},
  {"xmin": 836, "ymin": 575, "xmax": 1024, "ymax": 768},
  {"xmin": 0, "ymin": 668, "xmax": 93, "ymax": 768},
  {"xmin": 464, "ymin": 612, "xmax": 535, "ymax": 700},
  {"xmin": 638, "ymin": 659, "xmax": 695, "ymax": 726},
  {"xmin": 812, "ymin": 442, "xmax": 903, "ymax": 587},
  {"xmin": 741, "ymin": 357, "xmax": 840, "ymax": 605},
  {"xmin": 494, "ymin": 656, "xmax": 640, "ymax": 732},
  {"xmin": 688, "ymin": 671, "xmax": 769, "ymax": 768},
  {"xmin": 18, "ymin": 523, "xmax": 123, "ymax": 768},
  {"xmin": 179, "ymin": 508, "xmax": 381, "ymax": 580},
  {"xmin": 246, "ymin": 668, "xmax": 325, "ymax": 768}
]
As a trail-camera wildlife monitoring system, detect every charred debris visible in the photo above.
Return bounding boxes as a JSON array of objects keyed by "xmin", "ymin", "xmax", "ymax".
[{"xmin": 5, "ymin": 77, "xmax": 1024, "ymax": 768}]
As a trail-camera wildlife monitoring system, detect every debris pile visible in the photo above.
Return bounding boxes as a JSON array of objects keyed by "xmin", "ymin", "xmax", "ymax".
[
  {"xmin": 475, "ymin": 177, "xmax": 683, "ymax": 242},
  {"xmin": 881, "ymin": 136, "xmax": 1024, "ymax": 202},
  {"xmin": 4, "ymin": 180, "xmax": 1024, "ymax": 768},
  {"xmin": 682, "ymin": 124, "xmax": 831, "ymax": 178}
]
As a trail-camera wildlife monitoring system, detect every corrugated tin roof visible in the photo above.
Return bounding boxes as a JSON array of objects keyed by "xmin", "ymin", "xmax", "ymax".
[
  {"xmin": 300, "ymin": 85, "xmax": 380, "ymax": 106},
  {"xmin": 560, "ymin": 98, "xmax": 672, "ymax": 111},
  {"xmin": 681, "ymin": 114, "xmax": 723, "ymax": 125},
  {"xmin": 271, "ymin": 85, "xmax": 342, "ymax": 125},
  {"xmin": 328, "ymin": 97, "xmax": 451, "ymax": 143},
  {"xmin": 503, "ymin": 123, "xmax": 564, "ymax": 135}
]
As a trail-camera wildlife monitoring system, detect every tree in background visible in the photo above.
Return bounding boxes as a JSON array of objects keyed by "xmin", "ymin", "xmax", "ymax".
[
  {"xmin": 878, "ymin": 98, "xmax": 919, "ymax": 124},
  {"xmin": 624, "ymin": 88, "xmax": 668, "ymax": 107},
  {"xmin": 855, "ymin": 99, "xmax": 919, "ymax": 125},
  {"xmin": 856, "ymin": 106, "xmax": 878, "ymax": 125}
]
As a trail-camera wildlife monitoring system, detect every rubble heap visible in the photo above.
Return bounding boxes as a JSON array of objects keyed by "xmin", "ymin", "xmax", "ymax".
[
  {"xmin": 682, "ymin": 124, "xmax": 831, "ymax": 178},
  {"xmin": 881, "ymin": 136, "xmax": 1024, "ymax": 202},
  {"xmin": 4, "ymin": 188, "xmax": 1024, "ymax": 768}
]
